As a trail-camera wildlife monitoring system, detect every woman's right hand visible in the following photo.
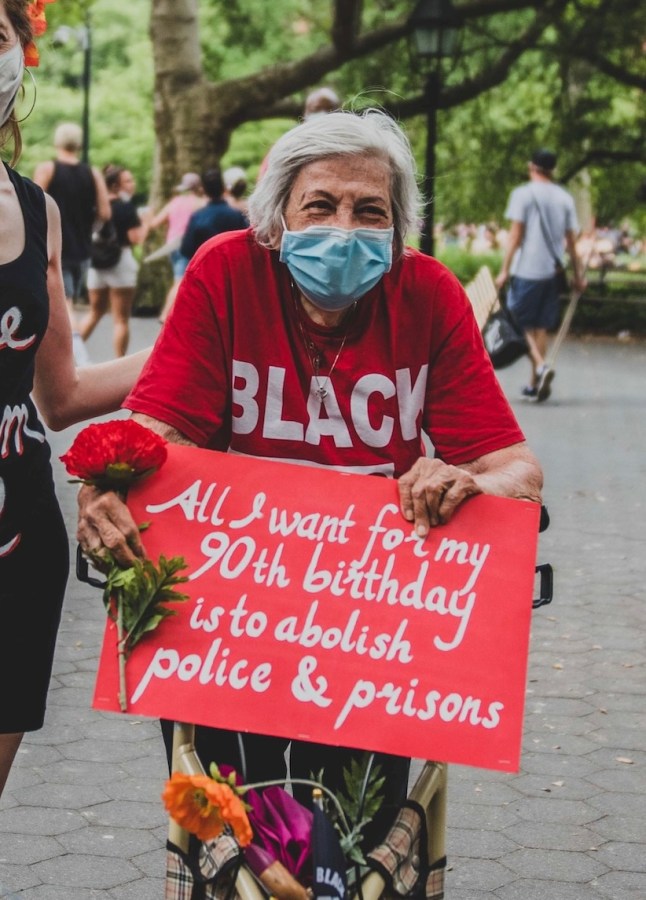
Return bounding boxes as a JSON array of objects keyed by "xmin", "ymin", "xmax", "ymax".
[{"xmin": 77, "ymin": 484, "xmax": 146, "ymax": 568}]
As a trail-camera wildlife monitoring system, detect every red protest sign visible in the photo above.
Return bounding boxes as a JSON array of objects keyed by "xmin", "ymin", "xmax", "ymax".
[{"xmin": 92, "ymin": 445, "xmax": 540, "ymax": 772}]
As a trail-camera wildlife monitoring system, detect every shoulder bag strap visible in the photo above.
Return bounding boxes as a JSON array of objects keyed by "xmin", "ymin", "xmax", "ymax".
[{"xmin": 531, "ymin": 189, "xmax": 562, "ymax": 267}]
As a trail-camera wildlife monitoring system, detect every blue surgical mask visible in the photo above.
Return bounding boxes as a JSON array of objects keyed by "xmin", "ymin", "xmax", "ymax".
[
  {"xmin": 0, "ymin": 43, "xmax": 24, "ymax": 127},
  {"xmin": 280, "ymin": 222, "xmax": 394, "ymax": 312}
]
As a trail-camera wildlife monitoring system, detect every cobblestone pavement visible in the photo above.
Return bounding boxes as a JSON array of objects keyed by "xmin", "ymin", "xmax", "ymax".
[{"xmin": 1, "ymin": 316, "xmax": 644, "ymax": 899}]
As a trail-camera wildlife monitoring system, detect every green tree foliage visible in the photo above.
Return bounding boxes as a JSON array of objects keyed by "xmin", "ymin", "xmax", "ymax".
[
  {"xmin": 17, "ymin": 1, "xmax": 153, "ymax": 200},
  {"xmin": 14, "ymin": 0, "xmax": 645, "ymax": 233}
]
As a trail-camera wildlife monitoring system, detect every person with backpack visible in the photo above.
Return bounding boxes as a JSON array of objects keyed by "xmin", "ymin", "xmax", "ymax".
[{"xmin": 79, "ymin": 165, "xmax": 149, "ymax": 357}]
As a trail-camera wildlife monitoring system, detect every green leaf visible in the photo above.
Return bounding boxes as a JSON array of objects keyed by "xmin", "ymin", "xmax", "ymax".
[
  {"xmin": 103, "ymin": 555, "xmax": 189, "ymax": 657},
  {"xmin": 312, "ymin": 754, "xmax": 386, "ymax": 869}
]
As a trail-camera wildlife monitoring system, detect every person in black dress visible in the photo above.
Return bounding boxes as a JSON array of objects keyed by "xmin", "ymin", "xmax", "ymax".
[{"xmin": 0, "ymin": 0, "xmax": 149, "ymax": 798}]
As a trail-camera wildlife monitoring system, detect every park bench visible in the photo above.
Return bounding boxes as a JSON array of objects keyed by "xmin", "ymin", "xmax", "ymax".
[{"xmin": 464, "ymin": 265, "xmax": 500, "ymax": 332}]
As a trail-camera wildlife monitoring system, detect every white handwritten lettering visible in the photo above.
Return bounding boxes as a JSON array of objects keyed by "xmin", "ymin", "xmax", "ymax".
[
  {"xmin": 130, "ymin": 640, "xmax": 272, "ymax": 702},
  {"xmin": 268, "ymin": 504, "xmax": 356, "ymax": 543},
  {"xmin": 228, "ymin": 593, "xmax": 268, "ymax": 637},
  {"xmin": 146, "ymin": 479, "xmax": 230, "ymax": 526},
  {"xmin": 334, "ymin": 677, "xmax": 504, "ymax": 730},
  {"xmin": 302, "ymin": 545, "xmax": 476, "ymax": 650},
  {"xmin": 434, "ymin": 538, "xmax": 490, "ymax": 594},
  {"xmin": 189, "ymin": 597, "xmax": 226, "ymax": 632},
  {"xmin": 0, "ymin": 404, "xmax": 45, "ymax": 459},
  {"xmin": 291, "ymin": 656, "xmax": 332, "ymax": 707},
  {"xmin": 354, "ymin": 504, "xmax": 428, "ymax": 567},
  {"xmin": 274, "ymin": 601, "xmax": 412, "ymax": 662},
  {"xmin": 190, "ymin": 531, "xmax": 290, "ymax": 587},
  {"xmin": 0, "ymin": 307, "xmax": 36, "ymax": 351}
]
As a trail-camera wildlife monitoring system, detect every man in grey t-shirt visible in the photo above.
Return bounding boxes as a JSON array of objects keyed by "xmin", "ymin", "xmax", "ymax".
[{"xmin": 496, "ymin": 149, "xmax": 586, "ymax": 401}]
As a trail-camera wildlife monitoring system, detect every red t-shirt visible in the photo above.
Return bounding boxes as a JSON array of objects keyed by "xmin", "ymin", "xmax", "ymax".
[{"xmin": 125, "ymin": 229, "xmax": 524, "ymax": 478}]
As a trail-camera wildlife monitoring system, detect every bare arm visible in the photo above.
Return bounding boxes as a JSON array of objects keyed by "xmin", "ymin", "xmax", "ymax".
[
  {"xmin": 76, "ymin": 414, "xmax": 195, "ymax": 566},
  {"xmin": 32, "ymin": 195, "xmax": 151, "ymax": 430},
  {"xmin": 398, "ymin": 442, "xmax": 543, "ymax": 537},
  {"xmin": 127, "ymin": 220, "xmax": 149, "ymax": 246},
  {"xmin": 495, "ymin": 220, "xmax": 523, "ymax": 290},
  {"xmin": 147, "ymin": 201, "xmax": 171, "ymax": 231},
  {"xmin": 92, "ymin": 167, "xmax": 111, "ymax": 222},
  {"xmin": 32, "ymin": 159, "xmax": 54, "ymax": 192}
]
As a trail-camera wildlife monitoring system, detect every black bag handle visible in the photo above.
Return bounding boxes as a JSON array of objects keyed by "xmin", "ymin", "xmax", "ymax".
[{"xmin": 75, "ymin": 543, "xmax": 107, "ymax": 589}]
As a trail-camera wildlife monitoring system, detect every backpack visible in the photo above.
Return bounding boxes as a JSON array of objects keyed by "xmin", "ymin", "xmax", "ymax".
[{"xmin": 90, "ymin": 219, "xmax": 122, "ymax": 269}]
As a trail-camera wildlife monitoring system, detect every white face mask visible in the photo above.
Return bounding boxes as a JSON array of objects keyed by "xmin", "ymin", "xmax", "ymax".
[{"xmin": 0, "ymin": 42, "xmax": 24, "ymax": 127}]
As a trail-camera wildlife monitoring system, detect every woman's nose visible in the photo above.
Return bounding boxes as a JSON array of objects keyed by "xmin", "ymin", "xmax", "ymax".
[{"xmin": 332, "ymin": 207, "xmax": 356, "ymax": 229}]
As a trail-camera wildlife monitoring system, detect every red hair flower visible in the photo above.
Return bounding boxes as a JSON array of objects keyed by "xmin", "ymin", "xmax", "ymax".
[
  {"xmin": 60, "ymin": 419, "xmax": 167, "ymax": 491},
  {"xmin": 25, "ymin": 0, "xmax": 57, "ymax": 67}
]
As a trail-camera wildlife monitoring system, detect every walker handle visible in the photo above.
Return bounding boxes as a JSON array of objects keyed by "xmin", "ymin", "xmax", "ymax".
[{"xmin": 75, "ymin": 543, "xmax": 107, "ymax": 590}]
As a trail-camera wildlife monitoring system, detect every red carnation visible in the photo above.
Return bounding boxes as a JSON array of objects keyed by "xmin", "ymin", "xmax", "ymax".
[{"xmin": 60, "ymin": 419, "xmax": 167, "ymax": 491}]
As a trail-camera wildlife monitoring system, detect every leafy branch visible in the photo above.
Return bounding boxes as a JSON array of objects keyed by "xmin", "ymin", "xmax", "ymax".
[
  {"xmin": 315, "ymin": 754, "xmax": 385, "ymax": 867},
  {"xmin": 102, "ymin": 554, "xmax": 189, "ymax": 710}
]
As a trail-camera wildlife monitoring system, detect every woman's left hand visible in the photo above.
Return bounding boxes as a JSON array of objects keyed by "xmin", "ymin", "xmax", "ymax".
[
  {"xmin": 398, "ymin": 443, "xmax": 543, "ymax": 536},
  {"xmin": 398, "ymin": 458, "xmax": 482, "ymax": 536}
]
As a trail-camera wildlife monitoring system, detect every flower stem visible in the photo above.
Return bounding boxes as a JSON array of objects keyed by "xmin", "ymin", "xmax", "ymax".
[
  {"xmin": 116, "ymin": 596, "xmax": 128, "ymax": 712},
  {"xmin": 240, "ymin": 777, "xmax": 352, "ymax": 836}
]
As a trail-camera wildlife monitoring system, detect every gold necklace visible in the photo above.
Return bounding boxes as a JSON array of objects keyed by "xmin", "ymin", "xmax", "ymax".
[{"xmin": 292, "ymin": 284, "xmax": 356, "ymax": 402}]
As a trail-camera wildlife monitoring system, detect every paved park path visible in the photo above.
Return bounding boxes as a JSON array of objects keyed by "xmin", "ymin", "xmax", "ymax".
[{"xmin": 1, "ymin": 315, "xmax": 644, "ymax": 899}]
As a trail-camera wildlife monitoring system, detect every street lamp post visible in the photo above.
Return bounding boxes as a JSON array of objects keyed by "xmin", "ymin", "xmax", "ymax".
[
  {"xmin": 53, "ymin": 12, "xmax": 92, "ymax": 164},
  {"xmin": 409, "ymin": 0, "xmax": 462, "ymax": 256},
  {"xmin": 79, "ymin": 15, "xmax": 91, "ymax": 165}
]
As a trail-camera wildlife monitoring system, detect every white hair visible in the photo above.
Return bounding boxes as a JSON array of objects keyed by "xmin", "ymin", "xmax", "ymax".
[
  {"xmin": 54, "ymin": 122, "xmax": 83, "ymax": 151},
  {"xmin": 248, "ymin": 109, "xmax": 422, "ymax": 257}
]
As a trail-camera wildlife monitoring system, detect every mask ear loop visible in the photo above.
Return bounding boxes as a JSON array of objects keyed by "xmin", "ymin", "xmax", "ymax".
[{"xmin": 16, "ymin": 67, "xmax": 37, "ymax": 123}]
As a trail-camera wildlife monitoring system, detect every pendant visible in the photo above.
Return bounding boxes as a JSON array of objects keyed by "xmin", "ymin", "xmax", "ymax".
[{"xmin": 315, "ymin": 385, "xmax": 328, "ymax": 401}]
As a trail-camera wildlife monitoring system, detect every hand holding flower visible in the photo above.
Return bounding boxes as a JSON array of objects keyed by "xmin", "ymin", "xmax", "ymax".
[
  {"xmin": 62, "ymin": 419, "xmax": 188, "ymax": 711},
  {"xmin": 77, "ymin": 483, "xmax": 145, "ymax": 569},
  {"xmin": 63, "ymin": 419, "xmax": 167, "ymax": 566}
]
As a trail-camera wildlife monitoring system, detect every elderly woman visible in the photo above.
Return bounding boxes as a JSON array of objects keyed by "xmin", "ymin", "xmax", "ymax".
[
  {"xmin": 77, "ymin": 109, "xmax": 542, "ymax": 841},
  {"xmin": 0, "ymin": 0, "xmax": 149, "ymax": 799}
]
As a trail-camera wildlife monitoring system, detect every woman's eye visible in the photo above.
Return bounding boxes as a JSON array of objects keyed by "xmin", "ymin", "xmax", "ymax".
[{"xmin": 304, "ymin": 200, "xmax": 333, "ymax": 212}]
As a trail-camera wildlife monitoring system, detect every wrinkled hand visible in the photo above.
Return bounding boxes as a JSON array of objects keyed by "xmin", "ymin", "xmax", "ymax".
[
  {"xmin": 77, "ymin": 484, "xmax": 146, "ymax": 568},
  {"xmin": 398, "ymin": 458, "xmax": 482, "ymax": 536}
]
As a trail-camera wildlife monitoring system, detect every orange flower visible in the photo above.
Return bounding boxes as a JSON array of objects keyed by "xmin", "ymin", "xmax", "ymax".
[
  {"xmin": 25, "ymin": 0, "xmax": 57, "ymax": 67},
  {"xmin": 24, "ymin": 41, "xmax": 39, "ymax": 66},
  {"xmin": 162, "ymin": 772, "xmax": 253, "ymax": 846}
]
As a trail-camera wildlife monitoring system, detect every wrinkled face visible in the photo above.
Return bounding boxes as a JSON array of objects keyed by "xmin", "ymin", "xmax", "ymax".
[{"xmin": 283, "ymin": 154, "xmax": 393, "ymax": 233}]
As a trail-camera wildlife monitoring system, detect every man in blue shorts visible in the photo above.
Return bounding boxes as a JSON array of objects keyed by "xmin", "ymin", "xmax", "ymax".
[{"xmin": 496, "ymin": 149, "xmax": 586, "ymax": 401}]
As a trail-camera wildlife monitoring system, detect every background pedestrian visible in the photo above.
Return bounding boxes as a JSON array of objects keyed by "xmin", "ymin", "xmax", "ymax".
[
  {"xmin": 495, "ymin": 148, "xmax": 586, "ymax": 401},
  {"xmin": 32, "ymin": 121, "xmax": 111, "ymax": 364},
  {"xmin": 179, "ymin": 166, "xmax": 248, "ymax": 262},
  {"xmin": 146, "ymin": 171, "xmax": 206, "ymax": 323},
  {"xmin": 79, "ymin": 164, "xmax": 149, "ymax": 357}
]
